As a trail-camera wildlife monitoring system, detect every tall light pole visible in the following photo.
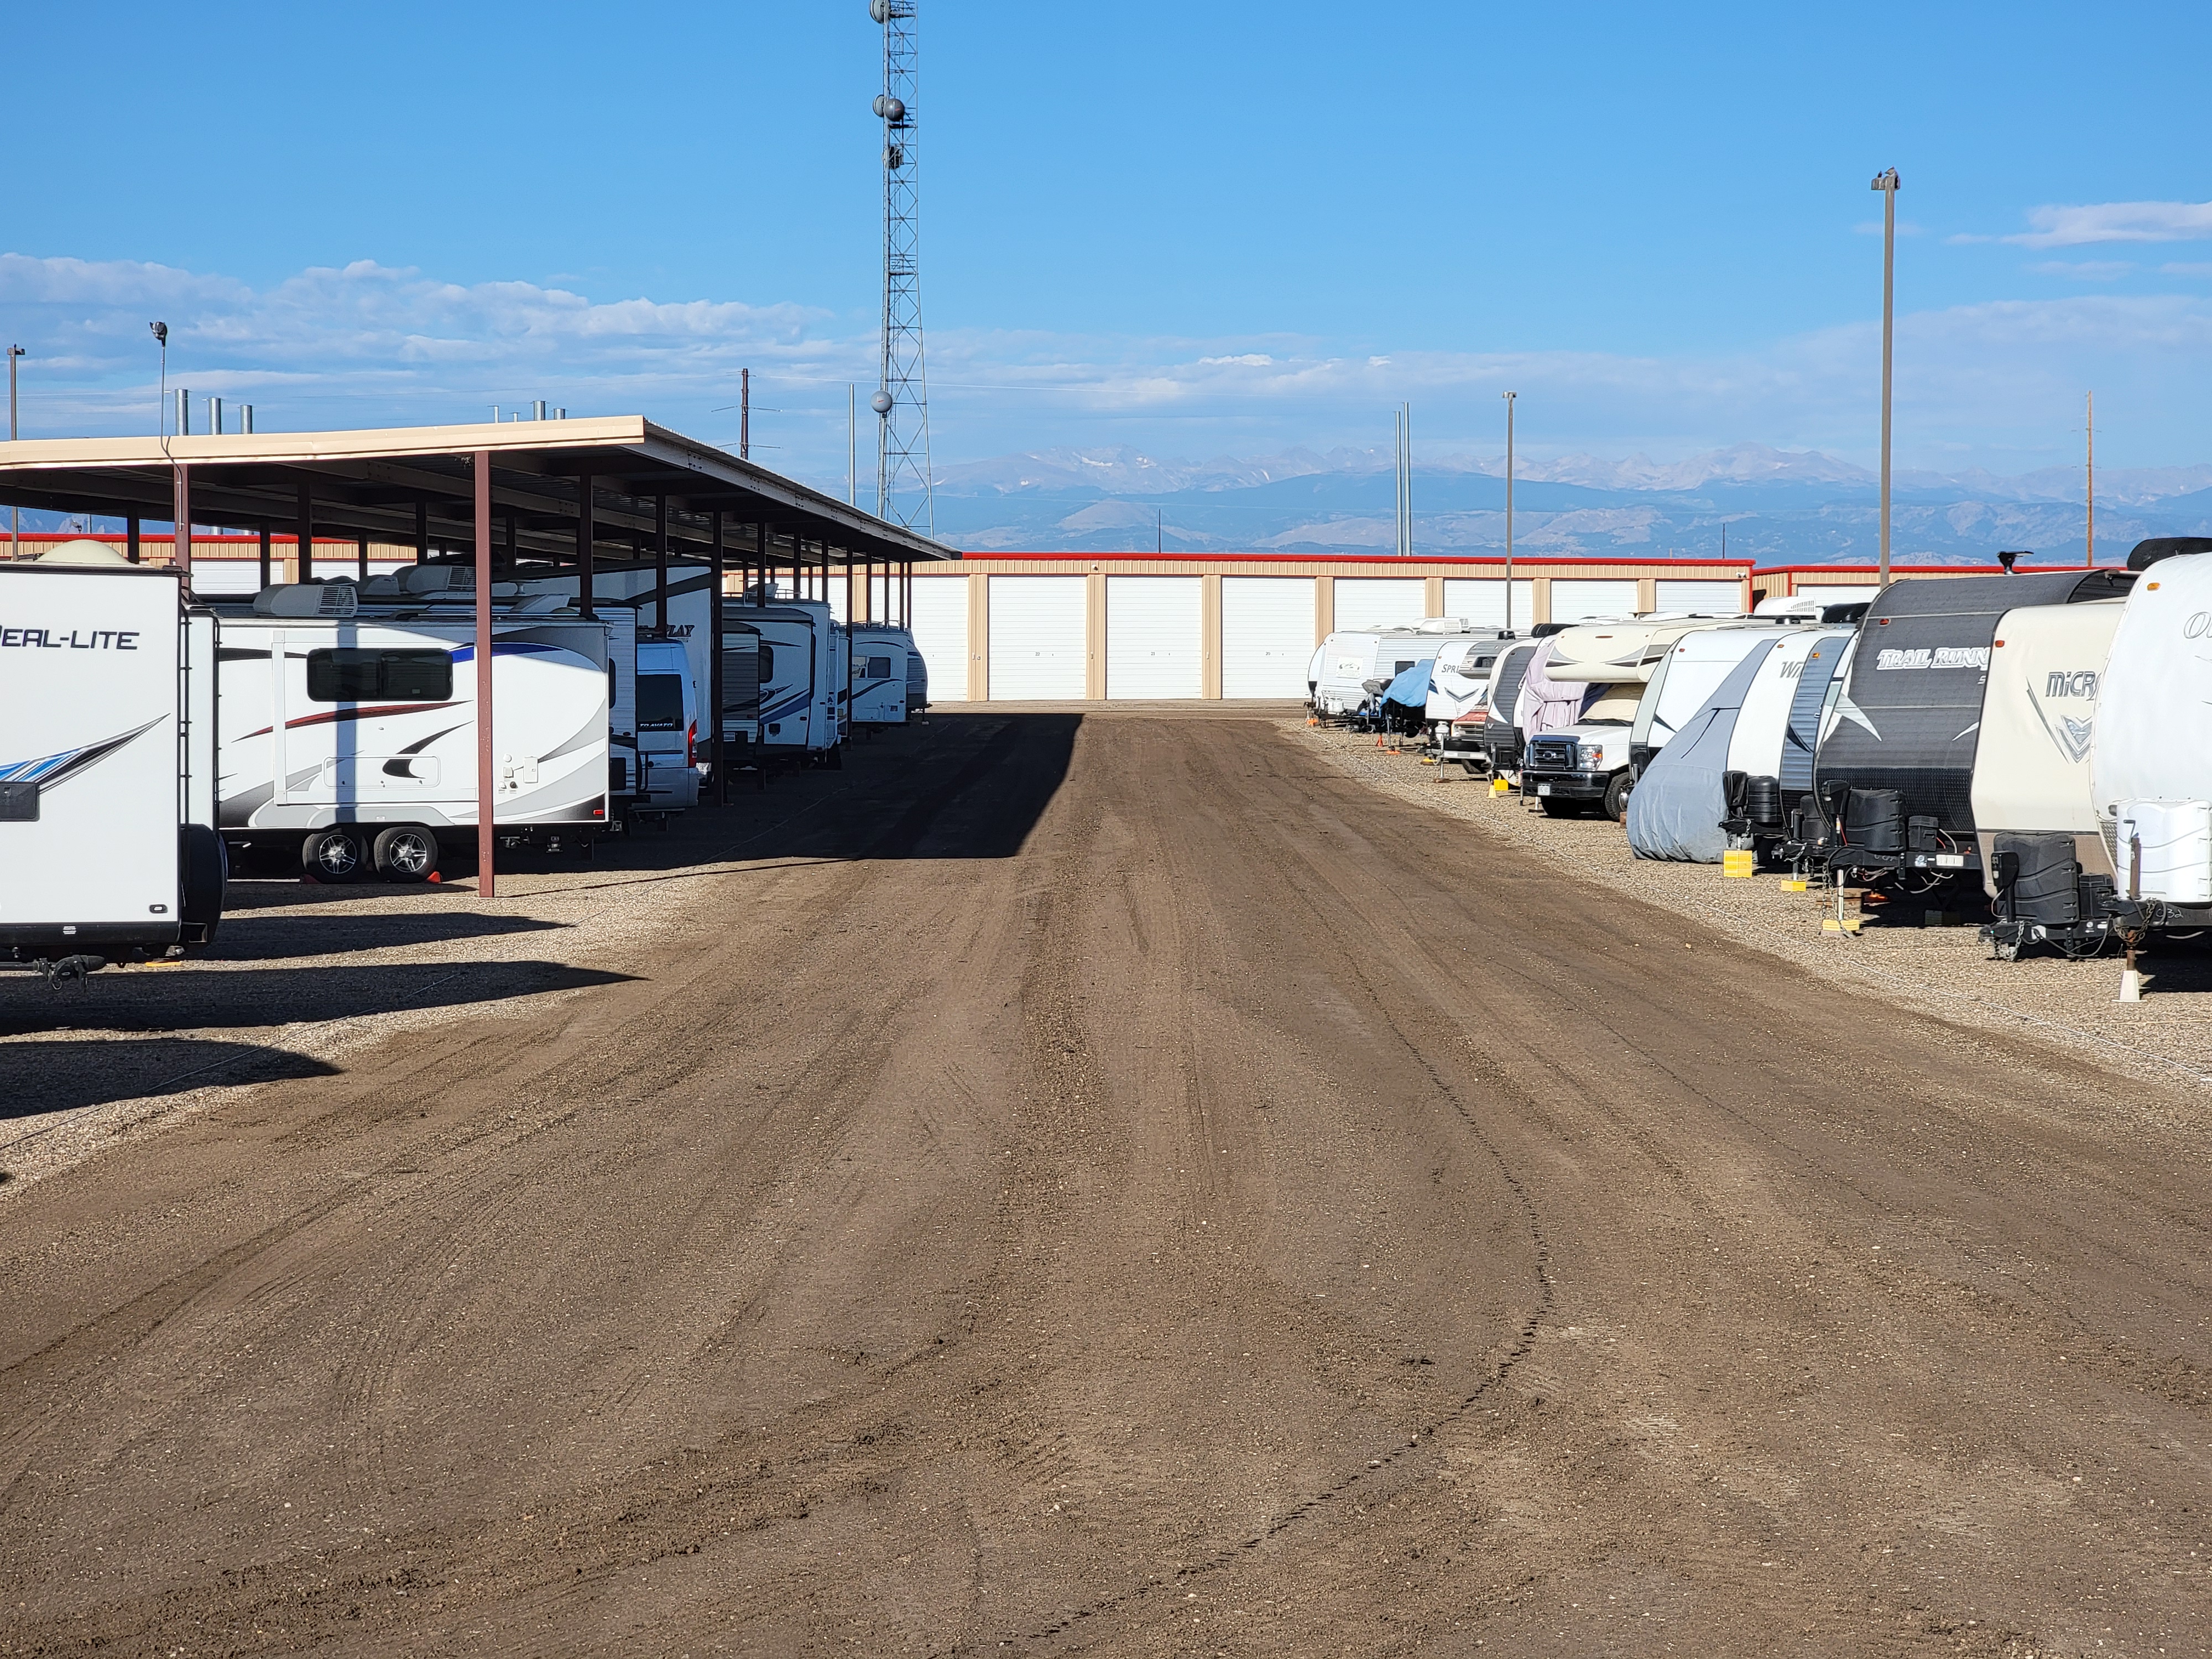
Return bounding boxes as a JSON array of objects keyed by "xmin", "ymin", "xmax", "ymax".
[
  {"xmin": 1871, "ymin": 168, "xmax": 1900, "ymax": 588},
  {"xmin": 1502, "ymin": 390, "xmax": 1517, "ymax": 632},
  {"xmin": 6, "ymin": 345, "xmax": 22, "ymax": 560}
]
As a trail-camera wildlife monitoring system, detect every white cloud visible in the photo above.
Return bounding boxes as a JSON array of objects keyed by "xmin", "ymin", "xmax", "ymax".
[
  {"xmin": 2161, "ymin": 262, "xmax": 2212, "ymax": 277},
  {"xmin": 9, "ymin": 251, "xmax": 2212, "ymax": 476},
  {"xmin": 2005, "ymin": 200, "xmax": 2212, "ymax": 248},
  {"xmin": 2028, "ymin": 260, "xmax": 2134, "ymax": 280}
]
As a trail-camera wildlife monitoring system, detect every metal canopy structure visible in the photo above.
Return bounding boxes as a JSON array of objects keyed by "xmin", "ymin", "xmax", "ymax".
[{"xmin": 0, "ymin": 415, "xmax": 958, "ymax": 579}]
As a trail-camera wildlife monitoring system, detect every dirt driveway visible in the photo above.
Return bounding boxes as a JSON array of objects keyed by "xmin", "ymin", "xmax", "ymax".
[{"xmin": 1, "ymin": 709, "xmax": 2204, "ymax": 1656}]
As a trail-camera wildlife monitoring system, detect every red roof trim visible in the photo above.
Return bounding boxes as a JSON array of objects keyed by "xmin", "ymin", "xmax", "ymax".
[
  {"xmin": 1750, "ymin": 563, "xmax": 2116, "ymax": 577},
  {"xmin": 957, "ymin": 551, "xmax": 1754, "ymax": 570}
]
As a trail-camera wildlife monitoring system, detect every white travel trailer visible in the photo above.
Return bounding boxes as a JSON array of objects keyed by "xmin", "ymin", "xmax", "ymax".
[
  {"xmin": 1, "ymin": 555, "xmax": 225, "ymax": 968},
  {"xmin": 847, "ymin": 623, "xmax": 916, "ymax": 728},
  {"xmin": 1312, "ymin": 619, "xmax": 1477, "ymax": 719},
  {"xmin": 2090, "ymin": 547, "xmax": 2212, "ymax": 916},
  {"xmin": 723, "ymin": 597, "xmax": 843, "ymax": 763},
  {"xmin": 214, "ymin": 585, "xmax": 612, "ymax": 880},
  {"xmin": 1970, "ymin": 599, "xmax": 2126, "ymax": 891}
]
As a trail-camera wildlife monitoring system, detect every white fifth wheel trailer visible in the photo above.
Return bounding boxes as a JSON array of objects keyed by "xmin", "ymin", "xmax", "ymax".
[
  {"xmin": 1, "ymin": 552, "xmax": 225, "ymax": 969},
  {"xmin": 213, "ymin": 584, "xmax": 611, "ymax": 881},
  {"xmin": 723, "ymin": 598, "xmax": 843, "ymax": 764}
]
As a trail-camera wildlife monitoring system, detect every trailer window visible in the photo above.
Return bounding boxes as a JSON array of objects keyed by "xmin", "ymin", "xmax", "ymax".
[
  {"xmin": 306, "ymin": 648, "xmax": 453, "ymax": 702},
  {"xmin": 638, "ymin": 673, "xmax": 686, "ymax": 731},
  {"xmin": 861, "ymin": 654, "xmax": 893, "ymax": 679},
  {"xmin": 755, "ymin": 644, "xmax": 774, "ymax": 683}
]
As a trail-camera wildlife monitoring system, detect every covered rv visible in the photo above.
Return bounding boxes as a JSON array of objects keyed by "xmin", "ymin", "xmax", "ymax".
[
  {"xmin": 214, "ymin": 583, "xmax": 612, "ymax": 880},
  {"xmin": 1626, "ymin": 638, "xmax": 1781, "ymax": 862},
  {"xmin": 1, "ymin": 556, "xmax": 225, "ymax": 968},
  {"xmin": 1815, "ymin": 569, "xmax": 2132, "ymax": 881}
]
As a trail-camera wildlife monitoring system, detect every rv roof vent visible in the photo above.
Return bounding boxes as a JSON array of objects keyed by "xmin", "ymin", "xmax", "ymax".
[
  {"xmin": 1415, "ymin": 617, "xmax": 1470, "ymax": 634},
  {"xmin": 253, "ymin": 582, "xmax": 358, "ymax": 618},
  {"xmin": 359, "ymin": 574, "xmax": 404, "ymax": 600},
  {"xmin": 400, "ymin": 563, "xmax": 473, "ymax": 594},
  {"xmin": 505, "ymin": 593, "xmax": 569, "ymax": 614}
]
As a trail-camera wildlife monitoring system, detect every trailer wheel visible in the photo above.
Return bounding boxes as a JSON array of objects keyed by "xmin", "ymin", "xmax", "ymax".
[
  {"xmin": 302, "ymin": 827, "xmax": 369, "ymax": 883},
  {"xmin": 1603, "ymin": 773, "xmax": 1632, "ymax": 822},
  {"xmin": 372, "ymin": 826, "xmax": 440, "ymax": 884}
]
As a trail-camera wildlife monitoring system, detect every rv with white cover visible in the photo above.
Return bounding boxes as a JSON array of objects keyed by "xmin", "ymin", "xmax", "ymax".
[
  {"xmin": 1521, "ymin": 617, "xmax": 1764, "ymax": 819},
  {"xmin": 1, "ymin": 551, "xmax": 225, "ymax": 970},
  {"xmin": 2065, "ymin": 541, "xmax": 2212, "ymax": 940},
  {"xmin": 1311, "ymin": 619, "xmax": 1475, "ymax": 719},
  {"xmin": 847, "ymin": 623, "xmax": 915, "ymax": 729},
  {"xmin": 1814, "ymin": 568, "xmax": 2132, "ymax": 885},
  {"xmin": 214, "ymin": 582, "xmax": 612, "ymax": 881}
]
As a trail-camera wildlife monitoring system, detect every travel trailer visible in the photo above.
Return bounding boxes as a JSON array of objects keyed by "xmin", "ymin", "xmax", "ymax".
[
  {"xmin": 723, "ymin": 597, "xmax": 843, "ymax": 763},
  {"xmin": 847, "ymin": 623, "xmax": 915, "ymax": 729},
  {"xmin": 1311, "ymin": 619, "xmax": 1478, "ymax": 719},
  {"xmin": 213, "ymin": 582, "xmax": 612, "ymax": 880},
  {"xmin": 0, "ymin": 554, "xmax": 225, "ymax": 969},
  {"xmin": 1814, "ymin": 569, "xmax": 2132, "ymax": 884},
  {"xmin": 1470, "ymin": 638, "xmax": 1542, "ymax": 778},
  {"xmin": 1425, "ymin": 635, "xmax": 1510, "ymax": 751}
]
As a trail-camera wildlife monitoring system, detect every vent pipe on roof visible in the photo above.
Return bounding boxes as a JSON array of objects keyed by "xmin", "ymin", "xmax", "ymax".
[
  {"xmin": 208, "ymin": 396, "xmax": 222, "ymax": 436},
  {"xmin": 239, "ymin": 404, "xmax": 254, "ymax": 434},
  {"xmin": 175, "ymin": 388, "xmax": 190, "ymax": 436},
  {"xmin": 533, "ymin": 400, "xmax": 546, "ymax": 421},
  {"xmin": 554, "ymin": 406, "xmax": 567, "ymax": 420}
]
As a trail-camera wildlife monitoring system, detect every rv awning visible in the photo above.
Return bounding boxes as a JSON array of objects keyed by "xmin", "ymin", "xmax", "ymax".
[{"xmin": 0, "ymin": 416, "xmax": 957, "ymax": 571}]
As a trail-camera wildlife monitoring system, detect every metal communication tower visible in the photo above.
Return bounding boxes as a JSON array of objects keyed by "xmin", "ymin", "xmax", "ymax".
[{"xmin": 871, "ymin": 0, "xmax": 933, "ymax": 535}]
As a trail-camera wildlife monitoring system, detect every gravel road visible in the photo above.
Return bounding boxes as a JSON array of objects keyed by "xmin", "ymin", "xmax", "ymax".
[{"xmin": 1, "ymin": 708, "xmax": 2204, "ymax": 1657}]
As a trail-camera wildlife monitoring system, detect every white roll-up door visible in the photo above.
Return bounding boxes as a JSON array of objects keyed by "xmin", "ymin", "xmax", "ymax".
[
  {"xmin": 1655, "ymin": 579, "xmax": 1742, "ymax": 614},
  {"xmin": 1793, "ymin": 585, "xmax": 1880, "ymax": 606},
  {"xmin": 1221, "ymin": 577, "xmax": 1314, "ymax": 697},
  {"xmin": 1333, "ymin": 577, "xmax": 1424, "ymax": 630},
  {"xmin": 1441, "ymin": 578, "xmax": 1537, "ymax": 630},
  {"xmin": 908, "ymin": 576, "xmax": 971, "ymax": 702},
  {"xmin": 989, "ymin": 576, "xmax": 1087, "ymax": 699},
  {"xmin": 185, "ymin": 561, "xmax": 267, "ymax": 596},
  {"xmin": 1547, "ymin": 579, "xmax": 1640, "ymax": 623},
  {"xmin": 1105, "ymin": 576, "xmax": 1201, "ymax": 698}
]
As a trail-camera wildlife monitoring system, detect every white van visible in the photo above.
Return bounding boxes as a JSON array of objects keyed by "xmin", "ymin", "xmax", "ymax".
[
  {"xmin": 1, "ymin": 556, "xmax": 225, "ymax": 967},
  {"xmin": 634, "ymin": 637, "xmax": 700, "ymax": 818}
]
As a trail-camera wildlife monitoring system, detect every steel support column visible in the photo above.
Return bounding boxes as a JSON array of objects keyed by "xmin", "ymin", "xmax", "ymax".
[
  {"xmin": 356, "ymin": 535, "xmax": 369, "ymax": 582},
  {"xmin": 711, "ymin": 509, "xmax": 726, "ymax": 805},
  {"xmin": 576, "ymin": 473, "xmax": 594, "ymax": 619},
  {"xmin": 258, "ymin": 524, "xmax": 270, "ymax": 589},
  {"xmin": 293, "ymin": 482, "xmax": 312, "ymax": 585},
  {"xmin": 654, "ymin": 492, "xmax": 669, "ymax": 631},
  {"xmin": 415, "ymin": 497, "xmax": 429, "ymax": 565},
  {"xmin": 126, "ymin": 516, "xmax": 140, "ymax": 564},
  {"xmin": 171, "ymin": 465, "xmax": 191, "ymax": 583},
  {"xmin": 474, "ymin": 451, "xmax": 496, "ymax": 898}
]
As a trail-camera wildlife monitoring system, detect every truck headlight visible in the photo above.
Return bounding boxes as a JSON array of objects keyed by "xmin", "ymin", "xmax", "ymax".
[{"xmin": 1579, "ymin": 745, "xmax": 1605, "ymax": 767}]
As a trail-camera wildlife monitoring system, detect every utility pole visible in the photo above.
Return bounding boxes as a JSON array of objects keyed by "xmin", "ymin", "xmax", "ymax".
[
  {"xmin": 6, "ymin": 345, "xmax": 22, "ymax": 559},
  {"xmin": 2085, "ymin": 390, "xmax": 2095, "ymax": 567},
  {"xmin": 848, "ymin": 383, "xmax": 857, "ymax": 505},
  {"xmin": 740, "ymin": 368, "xmax": 750, "ymax": 462},
  {"xmin": 1503, "ymin": 390, "xmax": 1517, "ymax": 632},
  {"xmin": 1871, "ymin": 167, "xmax": 1901, "ymax": 587}
]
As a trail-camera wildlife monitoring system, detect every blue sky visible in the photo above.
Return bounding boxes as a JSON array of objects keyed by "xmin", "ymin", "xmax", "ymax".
[{"xmin": 7, "ymin": 1, "xmax": 2212, "ymax": 482}]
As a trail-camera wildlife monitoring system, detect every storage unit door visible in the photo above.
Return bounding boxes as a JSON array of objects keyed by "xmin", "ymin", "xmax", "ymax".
[
  {"xmin": 907, "ymin": 576, "xmax": 971, "ymax": 703},
  {"xmin": 1333, "ymin": 578, "xmax": 1424, "ymax": 630},
  {"xmin": 1547, "ymin": 578, "xmax": 1640, "ymax": 623},
  {"xmin": 1442, "ymin": 578, "xmax": 1536, "ymax": 630},
  {"xmin": 1220, "ymin": 577, "xmax": 1315, "ymax": 697},
  {"xmin": 1655, "ymin": 580, "xmax": 1742, "ymax": 613},
  {"xmin": 1105, "ymin": 576, "xmax": 1202, "ymax": 698},
  {"xmin": 988, "ymin": 576, "xmax": 1088, "ymax": 699}
]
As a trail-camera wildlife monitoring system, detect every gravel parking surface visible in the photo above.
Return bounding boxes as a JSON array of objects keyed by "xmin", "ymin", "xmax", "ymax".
[{"xmin": 1289, "ymin": 718, "xmax": 2212, "ymax": 1109}]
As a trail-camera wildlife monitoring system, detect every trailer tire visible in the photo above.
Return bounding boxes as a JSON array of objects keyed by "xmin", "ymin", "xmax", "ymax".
[
  {"xmin": 372, "ymin": 826, "xmax": 440, "ymax": 883},
  {"xmin": 1603, "ymin": 773, "xmax": 1632, "ymax": 822},
  {"xmin": 302, "ymin": 827, "xmax": 370, "ymax": 883}
]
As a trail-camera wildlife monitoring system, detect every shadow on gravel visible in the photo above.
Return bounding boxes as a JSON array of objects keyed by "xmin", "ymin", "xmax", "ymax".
[
  {"xmin": 0, "ymin": 962, "xmax": 638, "ymax": 1037},
  {"xmin": 0, "ymin": 1038, "xmax": 342, "ymax": 1121},
  {"xmin": 205, "ymin": 911, "xmax": 570, "ymax": 962}
]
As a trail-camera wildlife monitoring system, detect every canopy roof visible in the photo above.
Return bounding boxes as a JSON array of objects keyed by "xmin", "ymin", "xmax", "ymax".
[{"xmin": 0, "ymin": 416, "xmax": 957, "ymax": 570}]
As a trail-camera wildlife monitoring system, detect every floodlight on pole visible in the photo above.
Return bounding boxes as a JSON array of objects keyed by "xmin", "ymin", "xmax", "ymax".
[{"xmin": 1871, "ymin": 167, "xmax": 1901, "ymax": 588}]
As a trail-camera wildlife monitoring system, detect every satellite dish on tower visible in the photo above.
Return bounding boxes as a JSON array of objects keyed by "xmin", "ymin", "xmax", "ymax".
[
  {"xmin": 871, "ymin": 390, "xmax": 895, "ymax": 417},
  {"xmin": 868, "ymin": 0, "xmax": 890, "ymax": 20},
  {"xmin": 873, "ymin": 93, "xmax": 905, "ymax": 122}
]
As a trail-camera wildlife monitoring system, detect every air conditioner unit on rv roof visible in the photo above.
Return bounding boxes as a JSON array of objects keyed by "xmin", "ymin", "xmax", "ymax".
[{"xmin": 253, "ymin": 582, "xmax": 357, "ymax": 618}]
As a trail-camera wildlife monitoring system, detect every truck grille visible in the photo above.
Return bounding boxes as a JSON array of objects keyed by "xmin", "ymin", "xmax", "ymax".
[{"xmin": 1528, "ymin": 737, "xmax": 1578, "ymax": 771}]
